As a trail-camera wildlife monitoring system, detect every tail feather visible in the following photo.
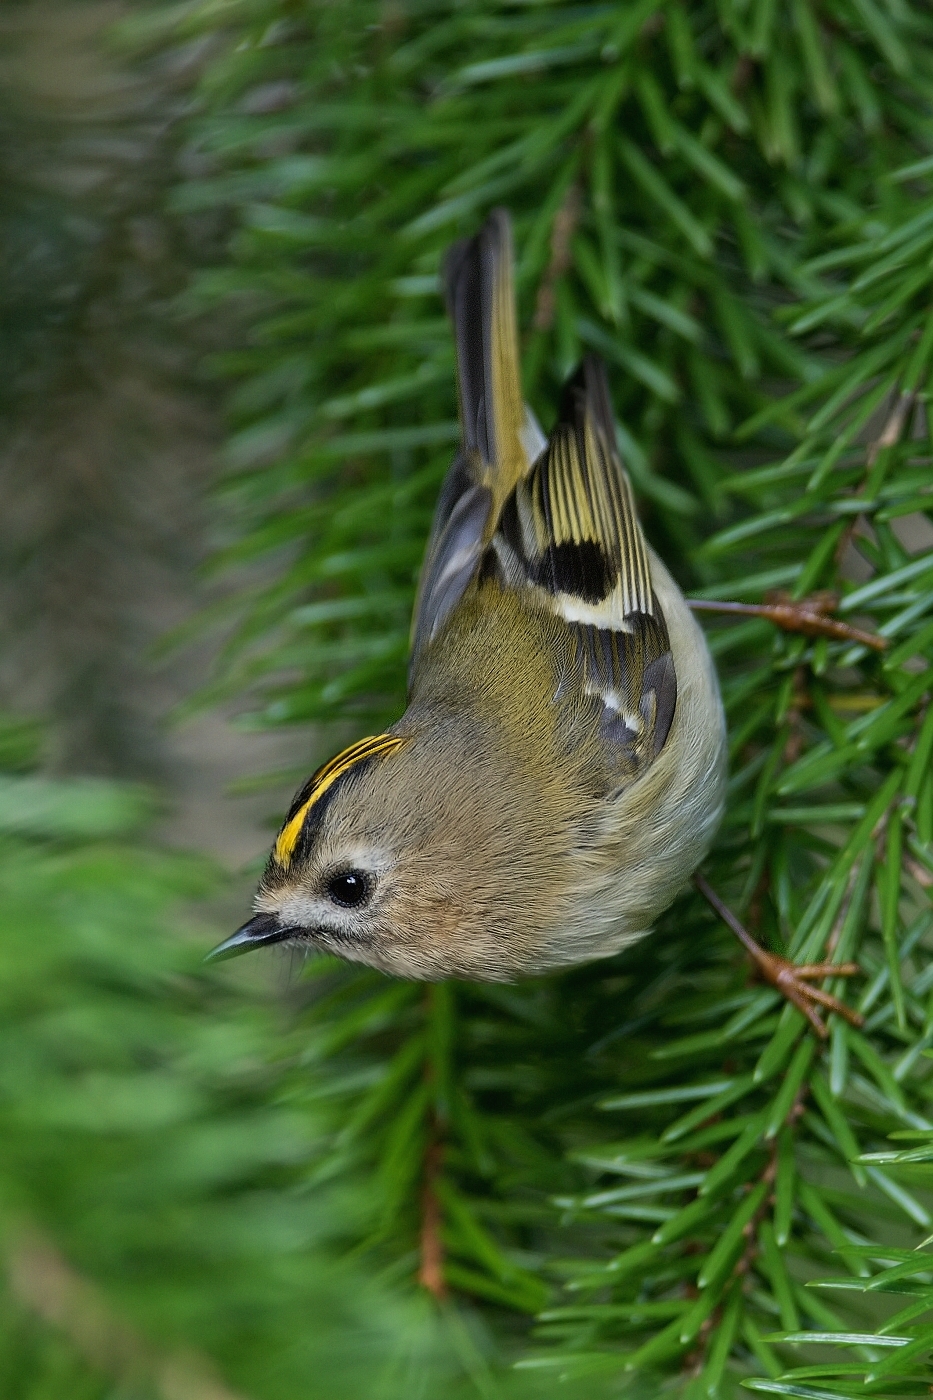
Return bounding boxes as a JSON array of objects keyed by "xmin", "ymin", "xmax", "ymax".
[
  {"xmin": 443, "ymin": 209, "xmax": 527, "ymax": 499},
  {"xmin": 559, "ymin": 353, "xmax": 617, "ymax": 450}
]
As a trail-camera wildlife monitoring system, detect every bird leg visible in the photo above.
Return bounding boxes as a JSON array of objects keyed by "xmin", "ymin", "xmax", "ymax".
[
  {"xmin": 688, "ymin": 591, "xmax": 887, "ymax": 652},
  {"xmin": 693, "ymin": 874, "xmax": 863, "ymax": 1039}
]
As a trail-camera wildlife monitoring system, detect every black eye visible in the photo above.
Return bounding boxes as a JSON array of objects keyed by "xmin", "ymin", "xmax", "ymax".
[{"xmin": 325, "ymin": 869, "xmax": 373, "ymax": 908}]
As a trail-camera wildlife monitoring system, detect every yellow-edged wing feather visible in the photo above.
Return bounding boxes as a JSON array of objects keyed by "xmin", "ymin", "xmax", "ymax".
[
  {"xmin": 524, "ymin": 384, "xmax": 653, "ymax": 623},
  {"xmin": 443, "ymin": 207, "xmax": 529, "ymax": 509},
  {"xmin": 411, "ymin": 209, "xmax": 538, "ymax": 671},
  {"xmin": 487, "ymin": 355, "xmax": 677, "ymax": 771}
]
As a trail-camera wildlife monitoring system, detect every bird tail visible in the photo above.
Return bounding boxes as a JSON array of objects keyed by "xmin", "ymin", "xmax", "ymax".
[{"xmin": 443, "ymin": 209, "xmax": 528, "ymax": 500}]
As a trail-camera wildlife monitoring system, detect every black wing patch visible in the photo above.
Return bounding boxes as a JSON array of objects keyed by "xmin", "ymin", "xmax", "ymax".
[
  {"xmin": 411, "ymin": 210, "xmax": 676, "ymax": 776},
  {"xmin": 486, "ymin": 355, "xmax": 678, "ymax": 773}
]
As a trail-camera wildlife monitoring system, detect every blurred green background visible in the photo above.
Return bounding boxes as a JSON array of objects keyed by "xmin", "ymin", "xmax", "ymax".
[{"xmin": 2, "ymin": 2, "xmax": 933, "ymax": 1397}]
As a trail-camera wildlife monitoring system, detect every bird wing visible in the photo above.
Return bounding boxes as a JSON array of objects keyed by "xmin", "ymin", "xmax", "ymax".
[
  {"xmin": 486, "ymin": 355, "xmax": 677, "ymax": 774},
  {"xmin": 410, "ymin": 209, "xmax": 545, "ymax": 679},
  {"xmin": 410, "ymin": 218, "xmax": 675, "ymax": 775}
]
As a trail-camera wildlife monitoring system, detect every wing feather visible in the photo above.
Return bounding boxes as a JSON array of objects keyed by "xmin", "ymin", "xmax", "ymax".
[
  {"xmin": 486, "ymin": 355, "xmax": 677, "ymax": 773},
  {"xmin": 443, "ymin": 206, "xmax": 528, "ymax": 500},
  {"xmin": 411, "ymin": 209, "xmax": 535, "ymax": 675},
  {"xmin": 410, "ymin": 217, "xmax": 678, "ymax": 775}
]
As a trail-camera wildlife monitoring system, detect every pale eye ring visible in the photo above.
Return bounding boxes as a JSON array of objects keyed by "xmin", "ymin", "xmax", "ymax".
[{"xmin": 325, "ymin": 869, "xmax": 373, "ymax": 909}]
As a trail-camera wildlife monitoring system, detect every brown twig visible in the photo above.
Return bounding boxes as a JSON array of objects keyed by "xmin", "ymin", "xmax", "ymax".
[
  {"xmin": 418, "ymin": 1133, "xmax": 447, "ymax": 1300},
  {"xmin": 687, "ymin": 592, "xmax": 887, "ymax": 651},
  {"xmin": 683, "ymin": 1154, "xmax": 777, "ymax": 1377}
]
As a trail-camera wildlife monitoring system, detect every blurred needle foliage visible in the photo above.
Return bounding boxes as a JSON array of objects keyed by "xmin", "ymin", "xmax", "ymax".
[
  {"xmin": 4, "ymin": 0, "xmax": 933, "ymax": 1396},
  {"xmin": 0, "ymin": 744, "xmax": 593, "ymax": 1400}
]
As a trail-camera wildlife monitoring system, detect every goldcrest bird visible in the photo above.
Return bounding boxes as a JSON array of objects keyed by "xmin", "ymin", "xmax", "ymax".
[{"xmin": 210, "ymin": 209, "xmax": 727, "ymax": 980}]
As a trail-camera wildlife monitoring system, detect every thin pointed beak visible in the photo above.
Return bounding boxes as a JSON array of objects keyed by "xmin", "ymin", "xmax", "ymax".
[{"xmin": 206, "ymin": 913, "xmax": 299, "ymax": 962}]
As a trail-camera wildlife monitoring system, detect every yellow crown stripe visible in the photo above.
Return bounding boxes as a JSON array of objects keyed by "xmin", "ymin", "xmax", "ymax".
[{"xmin": 273, "ymin": 733, "xmax": 407, "ymax": 868}]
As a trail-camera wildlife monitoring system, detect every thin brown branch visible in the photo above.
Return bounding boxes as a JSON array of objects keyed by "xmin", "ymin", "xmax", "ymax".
[
  {"xmin": 688, "ymin": 592, "xmax": 887, "ymax": 651},
  {"xmin": 418, "ymin": 1135, "xmax": 447, "ymax": 1300}
]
